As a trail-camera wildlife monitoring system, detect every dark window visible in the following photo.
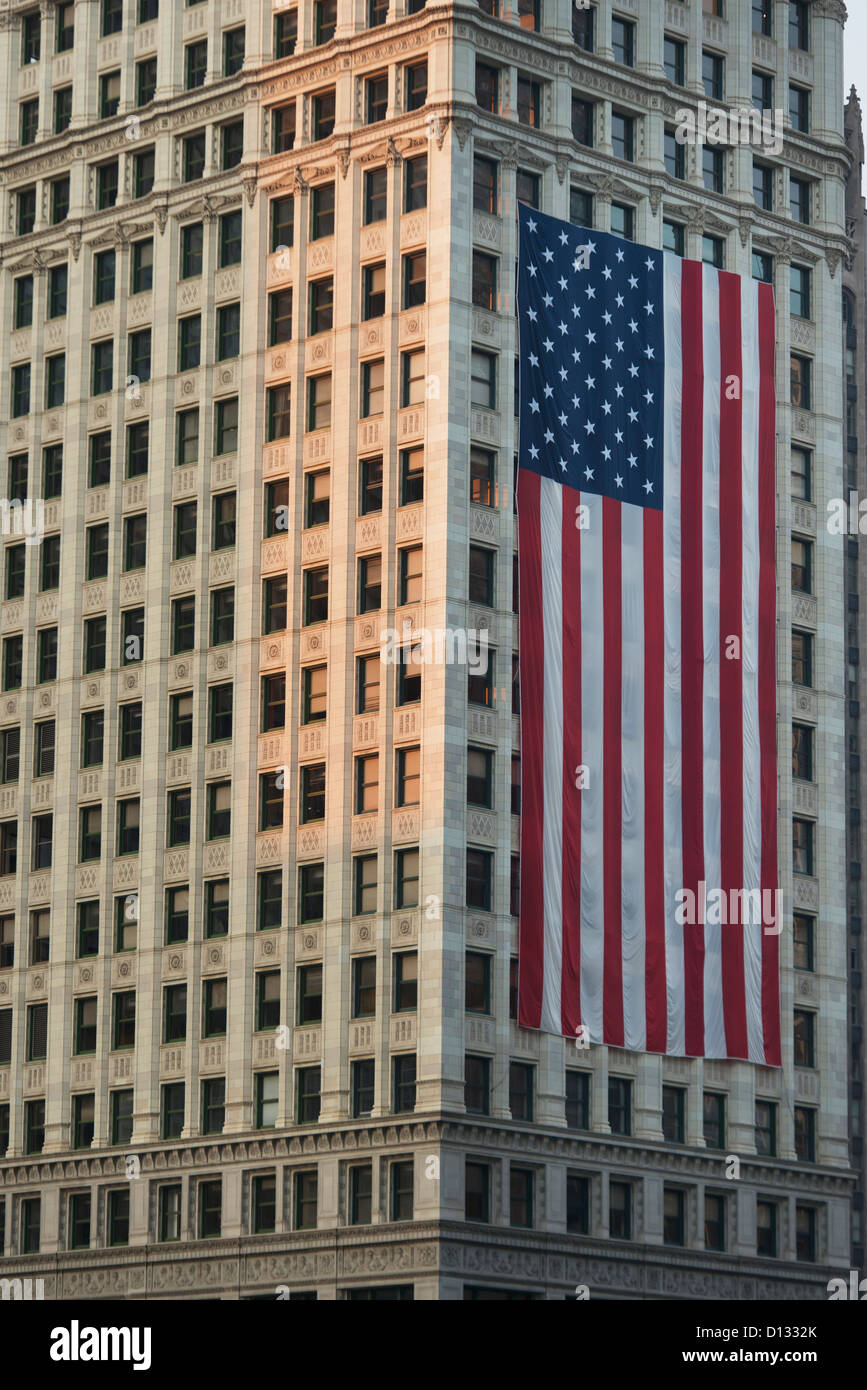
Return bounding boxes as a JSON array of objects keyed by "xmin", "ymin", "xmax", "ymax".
[
  {"xmin": 186, "ymin": 39, "xmax": 207, "ymax": 90},
  {"xmin": 353, "ymin": 956, "xmax": 377, "ymax": 1018},
  {"xmin": 393, "ymin": 1054, "xmax": 416, "ymax": 1113},
  {"xmin": 703, "ymin": 1091, "xmax": 726, "ymax": 1149},
  {"xmin": 204, "ymin": 878, "xmax": 230, "ymax": 938},
  {"xmin": 662, "ymin": 1085, "xmax": 686, "ymax": 1143},
  {"xmin": 164, "ymin": 983, "xmax": 187, "ymax": 1043},
  {"xmin": 400, "ymin": 448, "xmax": 424, "ymax": 505},
  {"xmin": 612, "ymin": 16, "xmax": 634, "ymax": 65},
  {"xmin": 794, "ymin": 1106, "xmax": 815, "ymax": 1162},
  {"xmin": 395, "ymin": 847, "xmax": 419, "ymax": 908},
  {"xmin": 793, "ymin": 1008, "xmax": 815, "ymax": 1066},
  {"xmin": 158, "ymin": 1184, "xmax": 182, "ymax": 1243},
  {"xmin": 299, "ymin": 862, "xmax": 324, "ymax": 923},
  {"xmin": 296, "ymin": 1065, "xmax": 321, "ymax": 1123},
  {"xmin": 364, "ymin": 168, "xmax": 387, "ymax": 224},
  {"xmin": 789, "ymin": 84, "xmax": 809, "ymax": 134},
  {"xmin": 509, "ymin": 1061, "xmax": 533, "ymax": 1121},
  {"xmin": 267, "ymin": 385, "xmax": 292, "ymax": 442},
  {"xmin": 609, "ymin": 1077, "xmax": 632, "ymax": 1136},
  {"xmin": 664, "ymin": 35, "xmax": 685, "ymax": 85},
  {"xmin": 215, "ymin": 397, "xmax": 239, "ymax": 454},
  {"xmin": 258, "ymin": 869, "xmax": 282, "ymax": 930},
  {"xmin": 756, "ymin": 1200, "xmax": 777, "ymax": 1256},
  {"xmin": 198, "ymin": 1179, "xmax": 222, "ymax": 1236},
  {"xmin": 165, "ymin": 887, "xmax": 189, "ymax": 945},
  {"xmin": 664, "ymin": 1189, "xmax": 685, "ymax": 1246},
  {"xmin": 510, "ymin": 1168, "xmax": 534, "ymax": 1228},
  {"xmin": 792, "ymin": 817, "xmax": 814, "ymax": 876},
  {"xmin": 755, "ymin": 1099, "xmax": 777, "ymax": 1157},
  {"xmin": 167, "ymin": 788, "xmax": 191, "ymax": 847},
  {"xmin": 565, "ymin": 1071, "xmax": 589, "ymax": 1130},
  {"xmin": 466, "ymin": 848, "xmax": 492, "ymax": 910},
  {"xmin": 257, "ymin": 971, "xmax": 281, "ymax": 1030},
  {"xmin": 475, "ymin": 62, "xmax": 499, "ymax": 113},
  {"xmin": 112, "ymin": 991, "xmax": 136, "ymax": 1048},
  {"xmin": 567, "ymin": 1173, "xmax": 590, "ymax": 1234},
  {"xmin": 161, "ymin": 1082, "xmax": 185, "ymax": 1139},
  {"xmin": 473, "ymin": 157, "xmax": 498, "ymax": 214},
  {"xmin": 609, "ymin": 1180, "xmax": 631, "ymax": 1239},
  {"xmin": 793, "ymin": 913, "xmax": 814, "ymax": 971},
  {"xmin": 393, "ymin": 951, "xmax": 417, "ymax": 1012},
  {"xmin": 465, "ymin": 1054, "xmax": 490, "ymax": 1115},
  {"xmin": 183, "ymin": 132, "xmax": 206, "ymax": 182},
  {"xmin": 404, "ymin": 154, "xmax": 427, "ymax": 211},
  {"xmin": 465, "ymin": 1161, "xmax": 490, "ymax": 1222}
]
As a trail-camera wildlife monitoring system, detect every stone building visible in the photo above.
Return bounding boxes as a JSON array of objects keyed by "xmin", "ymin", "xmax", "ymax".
[{"xmin": 0, "ymin": 0, "xmax": 854, "ymax": 1299}]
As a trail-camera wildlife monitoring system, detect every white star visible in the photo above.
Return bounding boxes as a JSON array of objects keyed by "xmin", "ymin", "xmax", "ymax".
[
  {"xmin": 529, "ymin": 444, "xmax": 539, "ymax": 459},
  {"xmin": 571, "ymin": 303, "xmax": 582, "ymax": 318},
  {"xmin": 628, "ymin": 274, "xmax": 639, "ymax": 289},
  {"xmin": 528, "ymin": 264, "xmax": 538, "ymax": 278},
  {"xmin": 543, "ymin": 292, "xmax": 554, "ymax": 308},
  {"xmin": 558, "ymin": 366, "xmax": 569, "ymax": 381},
  {"xmin": 558, "ymin": 412, "xmax": 568, "ymax": 427},
  {"xmin": 602, "ymin": 356, "xmax": 612, "ymax": 371},
  {"xmin": 628, "ymin": 408, "xmax": 639, "ymax": 423},
  {"xmin": 614, "ymin": 473, "xmax": 624, "ymax": 488},
  {"xmin": 643, "ymin": 389, "xmax": 654, "ymax": 404},
  {"xmin": 602, "ymin": 310, "xmax": 613, "ymax": 326},
  {"xmin": 571, "ymin": 394, "xmax": 581, "ymax": 409},
  {"xmin": 558, "ymin": 320, "xmax": 569, "ymax": 336},
  {"xmin": 615, "ymin": 338, "xmax": 624, "ymax": 353},
  {"xmin": 527, "ymin": 218, "xmax": 537, "ymax": 233},
  {"xmin": 528, "ymin": 352, "xmax": 539, "ymax": 367},
  {"xmin": 544, "ymin": 428, "xmax": 555, "ymax": 443},
  {"xmin": 584, "ymin": 420, "xmax": 596, "ymax": 435},
  {"xmin": 615, "ymin": 429, "xmax": 624, "ymax": 443},
  {"xmin": 527, "ymin": 307, "xmax": 538, "ymax": 322},
  {"xmin": 615, "ymin": 293, "xmax": 625, "ymax": 307},
  {"xmin": 644, "ymin": 434, "xmax": 654, "ymax": 449},
  {"xmin": 585, "ymin": 284, "xmax": 596, "ymax": 299},
  {"xmin": 529, "ymin": 399, "xmax": 540, "ymax": 414},
  {"xmin": 643, "ymin": 345, "xmax": 655, "ymax": 359},
  {"xmin": 645, "ymin": 255, "xmax": 656, "ymax": 271},
  {"xmin": 584, "ymin": 375, "xmax": 596, "ymax": 389},
  {"xmin": 558, "ymin": 457, "xmax": 567, "ymax": 471},
  {"xmin": 602, "ymin": 266, "xmax": 613, "ymax": 280},
  {"xmin": 542, "ymin": 247, "xmax": 554, "ymax": 262},
  {"xmin": 601, "ymin": 400, "xmax": 612, "ymax": 415},
  {"xmin": 602, "ymin": 445, "xmax": 612, "ymax": 461},
  {"xmin": 628, "ymin": 319, "xmax": 638, "ymax": 334},
  {"xmin": 616, "ymin": 248, "xmax": 625, "ymax": 262},
  {"xmin": 587, "ymin": 240, "xmax": 597, "ymax": 253},
  {"xmin": 543, "ymin": 337, "xmax": 554, "ymax": 353},
  {"xmin": 614, "ymin": 383, "xmax": 624, "ymax": 398},
  {"xmin": 559, "ymin": 230, "xmax": 569, "ymax": 245},
  {"xmin": 572, "ymin": 348, "xmax": 581, "ymax": 363},
  {"xmin": 643, "ymin": 479, "xmax": 654, "ymax": 493},
  {"xmin": 571, "ymin": 439, "xmax": 581, "ymax": 455},
  {"xmin": 644, "ymin": 301, "xmax": 655, "ymax": 316},
  {"xmin": 558, "ymin": 276, "xmax": 568, "ymax": 291},
  {"xmin": 585, "ymin": 330, "xmax": 597, "ymax": 344},
  {"xmin": 627, "ymin": 453, "xmax": 638, "ymax": 468},
  {"xmin": 543, "ymin": 383, "xmax": 554, "ymax": 398},
  {"xmin": 628, "ymin": 363, "xmax": 639, "ymax": 378},
  {"xmin": 584, "ymin": 466, "xmax": 594, "ymax": 481}
]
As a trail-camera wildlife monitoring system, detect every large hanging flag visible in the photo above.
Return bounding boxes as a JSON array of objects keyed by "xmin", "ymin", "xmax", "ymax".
[{"xmin": 516, "ymin": 204, "xmax": 780, "ymax": 1064}]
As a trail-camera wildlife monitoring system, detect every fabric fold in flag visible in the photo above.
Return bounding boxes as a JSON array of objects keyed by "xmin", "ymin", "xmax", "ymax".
[{"xmin": 516, "ymin": 204, "xmax": 780, "ymax": 1065}]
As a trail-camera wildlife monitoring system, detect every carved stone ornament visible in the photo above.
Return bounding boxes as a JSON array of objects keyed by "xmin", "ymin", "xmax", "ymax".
[
  {"xmin": 451, "ymin": 119, "xmax": 473, "ymax": 153},
  {"xmin": 154, "ymin": 204, "xmax": 169, "ymax": 236},
  {"xmin": 385, "ymin": 136, "xmax": 402, "ymax": 168},
  {"xmin": 336, "ymin": 148, "xmax": 351, "ymax": 180},
  {"xmin": 241, "ymin": 175, "xmax": 258, "ymax": 208},
  {"xmin": 738, "ymin": 218, "xmax": 752, "ymax": 249},
  {"xmin": 292, "ymin": 170, "xmax": 309, "ymax": 198}
]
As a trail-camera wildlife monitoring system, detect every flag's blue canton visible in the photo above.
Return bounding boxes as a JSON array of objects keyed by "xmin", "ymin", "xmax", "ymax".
[{"xmin": 518, "ymin": 204, "xmax": 664, "ymax": 511}]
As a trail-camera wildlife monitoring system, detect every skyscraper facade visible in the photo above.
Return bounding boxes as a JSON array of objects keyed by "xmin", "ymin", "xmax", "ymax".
[{"xmin": 0, "ymin": 0, "xmax": 854, "ymax": 1299}]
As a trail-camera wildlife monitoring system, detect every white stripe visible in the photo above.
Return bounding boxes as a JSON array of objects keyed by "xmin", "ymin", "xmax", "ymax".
[
  {"xmin": 701, "ymin": 266, "xmax": 726, "ymax": 1060},
  {"xmin": 579, "ymin": 489, "xmax": 605, "ymax": 1041},
  {"xmin": 540, "ymin": 477, "xmax": 564, "ymax": 1034},
  {"xmin": 662, "ymin": 254, "xmax": 685, "ymax": 1056},
  {"xmin": 620, "ymin": 501, "xmax": 646, "ymax": 1051},
  {"xmin": 740, "ymin": 277, "xmax": 766, "ymax": 1063}
]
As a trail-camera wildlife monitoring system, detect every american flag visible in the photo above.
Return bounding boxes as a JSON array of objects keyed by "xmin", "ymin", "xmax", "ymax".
[{"xmin": 516, "ymin": 204, "xmax": 780, "ymax": 1064}]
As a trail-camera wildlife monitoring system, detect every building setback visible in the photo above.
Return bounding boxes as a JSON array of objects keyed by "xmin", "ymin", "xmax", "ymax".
[{"xmin": 0, "ymin": 0, "xmax": 855, "ymax": 1299}]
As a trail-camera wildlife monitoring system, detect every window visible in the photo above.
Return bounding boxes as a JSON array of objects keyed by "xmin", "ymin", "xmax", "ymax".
[
  {"xmin": 703, "ymin": 51, "xmax": 724, "ymax": 101},
  {"xmin": 204, "ymin": 878, "xmax": 229, "ymax": 938},
  {"xmin": 475, "ymin": 62, "xmax": 499, "ymax": 114},
  {"xmin": 307, "ymin": 375, "xmax": 331, "ymax": 433},
  {"xmin": 5, "ymin": 545, "xmax": 25, "ymax": 601},
  {"xmin": 20, "ymin": 98, "xmax": 39, "ymax": 146},
  {"xmin": 216, "ymin": 303, "xmax": 240, "ymax": 362},
  {"xmin": 364, "ymin": 168, "xmax": 387, "ymax": 225},
  {"xmin": 566, "ymin": 1173, "xmax": 590, "ymax": 1235},
  {"xmin": 796, "ymin": 1205, "xmax": 816, "ymax": 1262},
  {"xmin": 12, "ymin": 364, "xmax": 31, "ymax": 418},
  {"xmin": 794, "ymin": 1106, "xmax": 815, "ymax": 1162},
  {"xmin": 609, "ymin": 1077, "xmax": 632, "ymax": 1136},
  {"xmin": 296, "ymin": 1065, "xmax": 321, "ymax": 1123},
  {"xmin": 357, "ymin": 555, "xmax": 382, "ymax": 615},
  {"xmin": 473, "ymin": 157, "xmax": 498, "ymax": 215},
  {"xmin": 793, "ymin": 913, "xmax": 814, "ymax": 971},
  {"xmin": 400, "ymin": 350, "xmax": 425, "ymax": 408},
  {"xmin": 116, "ymin": 797, "xmax": 140, "ymax": 857},
  {"xmin": 304, "ymin": 567, "xmax": 329, "ymax": 625},
  {"xmin": 361, "ymin": 360, "xmax": 385, "ymax": 419},
  {"xmin": 755, "ymin": 1099, "xmax": 777, "ymax": 1157},
  {"xmin": 465, "ymin": 1161, "xmax": 490, "ymax": 1222},
  {"xmin": 703, "ymin": 1091, "xmax": 726, "ymax": 1149},
  {"xmin": 165, "ymin": 887, "xmax": 189, "ymax": 945},
  {"xmin": 405, "ymin": 62, "xmax": 427, "ymax": 113},
  {"xmin": 566, "ymin": 1071, "xmax": 590, "ymax": 1130},
  {"xmin": 69, "ymin": 1191, "xmax": 92, "ymax": 1248},
  {"xmin": 465, "ymin": 1055, "xmax": 490, "ymax": 1114},
  {"xmin": 74, "ymin": 996, "xmax": 98, "ymax": 1055},
  {"xmin": 258, "ymin": 869, "xmax": 282, "ymax": 931},
  {"xmin": 119, "ymin": 703, "xmax": 142, "ymax": 761},
  {"xmin": 54, "ymin": 87, "xmax": 72, "ymax": 134},
  {"xmin": 470, "ymin": 350, "xmax": 496, "ymax": 410},
  {"xmin": 393, "ymin": 1054, "xmax": 416, "ymax": 1113},
  {"xmin": 393, "ymin": 952, "xmax": 417, "ymax": 1012},
  {"xmin": 314, "ymin": 0, "xmax": 337, "ymax": 44},
  {"xmin": 41, "ymin": 443, "xmax": 61, "ymax": 499},
  {"xmin": 275, "ymin": 8, "xmax": 298, "ymax": 57},
  {"xmin": 662, "ymin": 1085, "xmax": 686, "ymax": 1143},
  {"xmin": 22, "ymin": 10, "xmax": 41, "ymax": 63},
  {"xmin": 128, "ymin": 242, "xmax": 153, "ymax": 297},
  {"xmin": 404, "ymin": 154, "xmax": 427, "ymax": 211},
  {"xmin": 14, "ymin": 276, "xmax": 33, "ymax": 329},
  {"xmin": 17, "ymin": 188, "xmax": 37, "ymax": 235},
  {"xmin": 178, "ymin": 315, "xmax": 201, "ymax": 372},
  {"xmin": 611, "ymin": 112, "xmax": 634, "ymax": 163},
  {"xmin": 790, "ymin": 1, "xmax": 809, "ymax": 50},
  {"xmin": 263, "ymin": 576, "xmax": 287, "ymax": 634},
  {"xmin": 94, "ymin": 250, "xmax": 116, "ymax": 307},
  {"xmin": 664, "ymin": 1189, "xmax": 686, "ymax": 1246},
  {"xmin": 267, "ymin": 385, "xmax": 292, "ymax": 441},
  {"xmin": 223, "ymin": 25, "xmax": 245, "ymax": 77},
  {"xmin": 133, "ymin": 147, "xmax": 155, "ymax": 198},
  {"xmin": 0, "ymin": 917, "xmax": 12, "ymax": 971},
  {"xmin": 186, "ymin": 39, "xmax": 207, "ymax": 90},
  {"xmin": 123, "ymin": 514, "xmax": 147, "ymax": 572},
  {"xmin": 351, "ymin": 1059, "xmax": 375, "ymax": 1119},
  {"xmin": 609, "ymin": 1180, "xmax": 631, "ymax": 1239},
  {"xmin": 302, "ymin": 665, "xmax": 327, "ymax": 724},
  {"xmin": 310, "ymin": 183, "xmax": 335, "ymax": 240},
  {"xmin": 300, "ymin": 763, "xmax": 326, "ymax": 824},
  {"xmin": 311, "ymin": 88, "xmax": 335, "ymax": 141},
  {"xmin": 2, "ymin": 638, "xmax": 22, "ymax": 693},
  {"xmin": 136, "ymin": 57, "xmax": 157, "ymax": 107},
  {"xmin": 255, "ymin": 1071, "xmax": 278, "ymax": 1130},
  {"xmin": 702, "ymin": 234, "xmax": 724, "ymax": 269},
  {"xmin": 43, "ymin": 353, "xmax": 65, "ymax": 408},
  {"xmin": 402, "ymin": 251, "xmax": 426, "ymax": 310},
  {"xmin": 163, "ymin": 983, "xmax": 187, "ymax": 1044},
  {"xmin": 206, "ymin": 780, "xmax": 232, "ymax": 839},
  {"xmin": 612, "ymin": 17, "xmax": 634, "ymax": 66},
  {"xmin": 791, "ymin": 265, "xmax": 811, "ymax": 319},
  {"xmin": 792, "ymin": 723, "xmax": 813, "ymax": 782},
  {"xmin": 161, "ymin": 1082, "xmax": 185, "ymax": 1139},
  {"xmin": 753, "ymin": 0, "xmax": 772, "ymax": 35},
  {"xmin": 198, "ymin": 1179, "xmax": 222, "ymax": 1237},
  {"xmin": 756, "ymin": 1200, "xmax": 777, "ymax": 1256},
  {"xmin": 753, "ymin": 70, "xmax": 773, "ymax": 113},
  {"xmin": 261, "ymin": 674, "xmax": 286, "ymax": 734},
  {"xmin": 96, "ymin": 159, "xmax": 119, "ymax": 209},
  {"xmin": 793, "ymin": 1008, "xmax": 815, "ymax": 1066},
  {"xmin": 753, "ymin": 161, "xmax": 773, "ymax": 211},
  {"xmin": 183, "ymin": 132, "xmax": 205, "ymax": 181},
  {"xmin": 791, "ymin": 537, "xmax": 811, "ymax": 593},
  {"xmin": 790, "ymin": 176, "xmax": 810, "ymax": 225},
  {"xmin": 299, "ymin": 863, "xmax": 324, "ymax": 923},
  {"xmin": 789, "ymin": 85, "xmax": 809, "ymax": 134},
  {"xmin": 0, "ymin": 729, "xmax": 17, "ymax": 784},
  {"xmin": 702, "ymin": 1192, "xmax": 726, "ymax": 1251},
  {"xmin": 703, "ymin": 148, "xmax": 725, "ymax": 196},
  {"xmin": 353, "ymin": 957, "xmax": 377, "ymax": 1018},
  {"xmin": 38, "ymin": 627, "xmax": 58, "ymax": 682},
  {"xmin": 167, "ymin": 788, "xmax": 191, "ymax": 847},
  {"xmin": 664, "ymin": 36, "xmax": 685, "ymax": 86},
  {"xmin": 215, "ymin": 397, "xmax": 238, "ymax": 454},
  {"xmin": 510, "ymin": 1168, "xmax": 534, "ymax": 1228},
  {"xmin": 203, "ymin": 978, "xmax": 227, "ymax": 1039},
  {"xmin": 516, "ymin": 170, "xmax": 540, "ymax": 212},
  {"xmin": 128, "ymin": 329, "xmax": 151, "ymax": 384},
  {"xmin": 253, "ymin": 970, "xmax": 281, "ymax": 1032},
  {"xmin": 112, "ymin": 991, "xmax": 136, "ymax": 1049},
  {"xmin": 8, "ymin": 453, "xmax": 28, "ymax": 504},
  {"xmin": 395, "ymin": 847, "xmax": 419, "ymax": 909},
  {"xmin": 517, "ymin": 77, "xmax": 540, "ymax": 128},
  {"xmin": 752, "ymin": 250, "xmax": 773, "ymax": 284}
]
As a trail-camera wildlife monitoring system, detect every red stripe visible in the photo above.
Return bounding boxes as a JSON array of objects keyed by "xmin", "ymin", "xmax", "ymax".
[
  {"xmin": 560, "ymin": 487, "xmax": 582, "ymax": 1038},
  {"xmin": 680, "ymin": 260, "xmax": 706, "ymax": 1056},
  {"xmin": 602, "ymin": 496, "xmax": 624, "ymax": 1046},
  {"xmin": 717, "ymin": 271, "xmax": 748, "ymax": 1059},
  {"xmin": 517, "ymin": 469, "xmax": 545, "ymax": 1030},
  {"xmin": 757, "ymin": 282, "xmax": 781, "ymax": 1066},
  {"xmin": 643, "ymin": 507, "xmax": 666, "ymax": 1052}
]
